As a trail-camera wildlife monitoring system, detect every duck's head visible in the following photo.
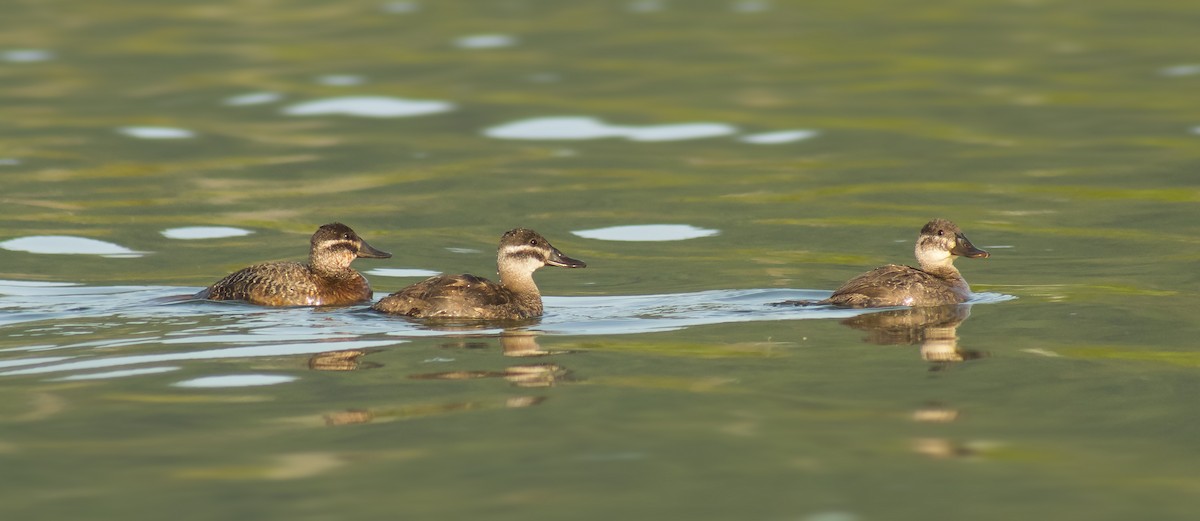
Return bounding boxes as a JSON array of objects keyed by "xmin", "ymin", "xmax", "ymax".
[
  {"xmin": 497, "ymin": 228, "xmax": 587, "ymax": 276},
  {"xmin": 914, "ymin": 219, "xmax": 988, "ymax": 269},
  {"xmin": 310, "ymin": 222, "xmax": 391, "ymax": 270}
]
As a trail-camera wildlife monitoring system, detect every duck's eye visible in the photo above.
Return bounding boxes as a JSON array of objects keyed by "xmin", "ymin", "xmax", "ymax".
[
  {"xmin": 937, "ymin": 230, "xmax": 944, "ymax": 236},
  {"xmin": 342, "ymin": 233, "xmax": 352, "ymax": 240},
  {"xmin": 529, "ymin": 239, "xmax": 538, "ymax": 246}
]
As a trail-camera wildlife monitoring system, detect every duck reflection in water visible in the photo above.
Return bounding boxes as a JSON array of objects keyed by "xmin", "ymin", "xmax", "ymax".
[
  {"xmin": 321, "ymin": 396, "xmax": 544, "ymax": 427},
  {"xmin": 408, "ymin": 364, "xmax": 572, "ymax": 388},
  {"xmin": 409, "ymin": 330, "xmax": 573, "ymax": 387},
  {"xmin": 498, "ymin": 330, "xmax": 564, "ymax": 357},
  {"xmin": 838, "ymin": 304, "xmax": 987, "ymax": 366},
  {"xmin": 307, "ymin": 349, "xmax": 382, "ymax": 371},
  {"xmin": 411, "ymin": 324, "xmax": 567, "ymax": 357}
]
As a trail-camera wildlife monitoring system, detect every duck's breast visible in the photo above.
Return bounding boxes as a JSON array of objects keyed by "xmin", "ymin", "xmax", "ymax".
[{"xmin": 313, "ymin": 271, "xmax": 373, "ymax": 306}]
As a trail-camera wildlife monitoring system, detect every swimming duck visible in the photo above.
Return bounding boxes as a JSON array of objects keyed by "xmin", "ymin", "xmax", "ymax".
[
  {"xmin": 196, "ymin": 222, "xmax": 391, "ymax": 306},
  {"xmin": 371, "ymin": 228, "xmax": 586, "ymax": 320},
  {"xmin": 793, "ymin": 219, "xmax": 989, "ymax": 308}
]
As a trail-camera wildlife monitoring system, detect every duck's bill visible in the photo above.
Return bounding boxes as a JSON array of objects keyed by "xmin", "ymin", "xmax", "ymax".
[
  {"xmin": 357, "ymin": 241, "xmax": 393, "ymax": 259},
  {"xmin": 546, "ymin": 248, "xmax": 587, "ymax": 268},
  {"xmin": 951, "ymin": 234, "xmax": 989, "ymax": 258}
]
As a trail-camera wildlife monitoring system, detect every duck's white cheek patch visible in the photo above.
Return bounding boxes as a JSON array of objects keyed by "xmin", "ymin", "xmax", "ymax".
[{"xmin": 902, "ymin": 296, "xmax": 916, "ymax": 306}]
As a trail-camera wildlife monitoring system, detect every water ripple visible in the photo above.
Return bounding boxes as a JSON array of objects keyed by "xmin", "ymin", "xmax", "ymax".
[
  {"xmin": 454, "ymin": 34, "xmax": 517, "ymax": 49},
  {"xmin": 2, "ymin": 49, "xmax": 55, "ymax": 63},
  {"xmin": 161, "ymin": 227, "xmax": 253, "ymax": 240},
  {"xmin": 0, "ymin": 236, "xmax": 145, "ymax": 257},
  {"xmin": 739, "ymin": 129, "xmax": 819, "ymax": 144},
  {"xmin": 572, "ymin": 224, "xmax": 719, "ymax": 241},
  {"xmin": 116, "ymin": 126, "xmax": 196, "ymax": 139},
  {"xmin": 223, "ymin": 92, "xmax": 284, "ymax": 106},
  {"xmin": 173, "ymin": 374, "xmax": 298, "ymax": 388},
  {"xmin": 0, "ymin": 281, "xmax": 1014, "ymax": 381},
  {"xmin": 484, "ymin": 116, "xmax": 738, "ymax": 142},
  {"xmin": 282, "ymin": 96, "xmax": 455, "ymax": 118},
  {"xmin": 0, "ymin": 339, "xmax": 403, "ymax": 376}
]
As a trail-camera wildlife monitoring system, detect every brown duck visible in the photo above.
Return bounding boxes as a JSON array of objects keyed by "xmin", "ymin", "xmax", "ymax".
[
  {"xmin": 787, "ymin": 219, "xmax": 989, "ymax": 308},
  {"xmin": 196, "ymin": 222, "xmax": 391, "ymax": 306},
  {"xmin": 371, "ymin": 228, "xmax": 586, "ymax": 320}
]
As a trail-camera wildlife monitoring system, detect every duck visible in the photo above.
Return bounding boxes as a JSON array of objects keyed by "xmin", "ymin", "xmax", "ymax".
[
  {"xmin": 196, "ymin": 222, "xmax": 391, "ymax": 306},
  {"xmin": 785, "ymin": 219, "xmax": 989, "ymax": 308},
  {"xmin": 371, "ymin": 228, "xmax": 586, "ymax": 320}
]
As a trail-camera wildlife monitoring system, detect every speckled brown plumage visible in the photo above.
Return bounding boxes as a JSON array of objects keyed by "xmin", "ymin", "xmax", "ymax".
[
  {"xmin": 373, "ymin": 273, "xmax": 539, "ymax": 319},
  {"xmin": 372, "ymin": 228, "xmax": 585, "ymax": 320},
  {"xmin": 822, "ymin": 263, "xmax": 971, "ymax": 307},
  {"xmin": 196, "ymin": 222, "xmax": 391, "ymax": 307}
]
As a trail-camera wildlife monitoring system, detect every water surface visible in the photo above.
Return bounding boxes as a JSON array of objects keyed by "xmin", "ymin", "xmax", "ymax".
[{"xmin": 2, "ymin": 1, "xmax": 1199, "ymax": 520}]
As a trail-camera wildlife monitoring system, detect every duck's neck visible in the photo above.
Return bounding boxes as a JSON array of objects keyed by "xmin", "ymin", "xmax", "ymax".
[
  {"xmin": 499, "ymin": 267, "xmax": 542, "ymax": 302},
  {"xmin": 309, "ymin": 253, "xmax": 356, "ymax": 278},
  {"xmin": 920, "ymin": 262, "xmax": 970, "ymax": 294},
  {"xmin": 920, "ymin": 262, "xmax": 961, "ymax": 279}
]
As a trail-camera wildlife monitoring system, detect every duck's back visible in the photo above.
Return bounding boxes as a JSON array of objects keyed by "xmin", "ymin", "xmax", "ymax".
[
  {"xmin": 826, "ymin": 264, "xmax": 968, "ymax": 308},
  {"xmin": 198, "ymin": 262, "xmax": 370, "ymax": 306},
  {"xmin": 372, "ymin": 274, "xmax": 531, "ymax": 319}
]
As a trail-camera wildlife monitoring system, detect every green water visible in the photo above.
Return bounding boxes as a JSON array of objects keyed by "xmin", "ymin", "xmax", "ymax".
[{"xmin": 3, "ymin": 0, "xmax": 1200, "ymax": 519}]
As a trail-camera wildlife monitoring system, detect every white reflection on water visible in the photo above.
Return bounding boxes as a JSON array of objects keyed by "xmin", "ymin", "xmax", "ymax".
[
  {"xmin": 116, "ymin": 126, "xmax": 196, "ymax": 139},
  {"xmin": 485, "ymin": 117, "xmax": 820, "ymax": 144},
  {"xmin": 484, "ymin": 116, "xmax": 738, "ymax": 142},
  {"xmin": 282, "ymin": 96, "xmax": 455, "ymax": 118},
  {"xmin": 1159, "ymin": 64, "xmax": 1200, "ymax": 77},
  {"xmin": 0, "ymin": 236, "xmax": 145, "ymax": 258},
  {"xmin": 485, "ymin": 117, "xmax": 623, "ymax": 140},
  {"xmin": 173, "ymin": 374, "xmax": 297, "ymax": 388},
  {"xmin": 161, "ymin": 227, "xmax": 253, "ymax": 240},
  {"xmin": 316, "ymin": 74, "xmax": 365, "ymax": 86},
  {"xmin": 0, "ymin": 356, "xmax": 72, "ymax": 368},
  {"xmin": 572, "ymin": 224, "xmax": 719, "ymax": 241},
  {"xmin": 739, "ymin": 129, "xmax": 819, "ymax": 144},
  {"xmin": 0, "ymin": 280, "xmax": 78, "ymax": 291},
  {"xmin": 625, "ymin": 123, "xmax": 737, "ymax": 142},
  {"xmin": 2, "ymin": 49, "xmax": 55, "ymax": 62},
  {"xmin": 0, "ymin": 340, "xmax": 403, "ymax": 376},
  {"xmin": 454, "ymin": 34, "xmax": 517, "ymax": 49},
  {"xmin": 223, "ymin": 92, "xmax": 284, "ymax": 106}
]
